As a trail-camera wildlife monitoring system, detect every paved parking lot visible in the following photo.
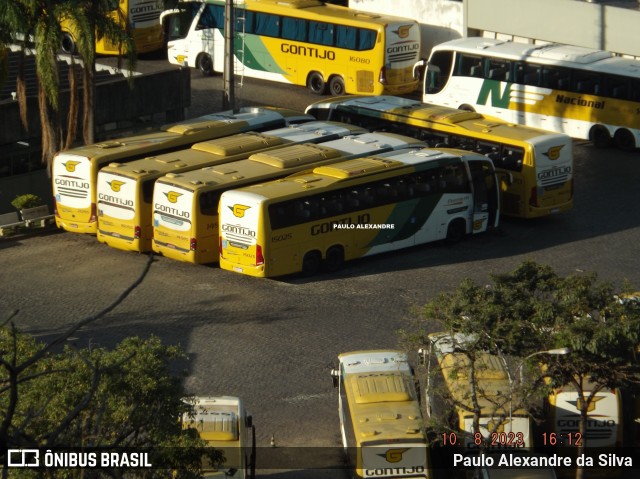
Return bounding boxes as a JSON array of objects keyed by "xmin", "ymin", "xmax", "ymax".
[{"xmin": 2, "ymin": 70, "xmax": 640, "ymax": 477}]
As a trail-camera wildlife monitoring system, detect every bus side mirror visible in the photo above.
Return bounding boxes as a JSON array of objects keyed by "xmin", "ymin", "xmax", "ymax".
[
  {"xmin": 331, "ymin": 369, "xmax": 340, "ymax": 388},
  {"xmin": 498, "ymin": 171, "xmax": 513, "ymax": 188},
  {"xmin": 245, "ymin": 414, "xmax": 253, "ymax": 429}
]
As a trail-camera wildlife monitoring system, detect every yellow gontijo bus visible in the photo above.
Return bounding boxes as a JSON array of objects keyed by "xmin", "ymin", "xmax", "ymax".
[
  {"xmin": 218, "ymin": 147, "xmax": 500, "ymax": 278},
  {"xmin": 53, "ymin": 107, "xmax": 312, "ymax": 235},
  {"xmin": 152, "ymin": 121, "xmax": 368, "ymax": 264},
  {"xmin": 331, "ymin": 350, "xmax": 430, "ymax": 479},
  {"xmin": 97, "ymin": 118, "xmax": 355, "ymax": 253},
  {"xmin": 423, "ymin": 37, "xmax": 640, "ymax": 150},
  {"xmin": 162, "ymin": 0, "xmax": 421, "ymax": 95},
  {"xmin": 183, "ymin": 396, "xmax": 256, "ymax": 478},
  {"xmin": 422, "ymin": 333, "xmax": 532, "ymax": 449},
  {"xmin": 61, "ymin": 0, "xmax": 165, "ymax": 55},
  {"xmin": 306, "ymin": 95, "xmax": 573, "ymax": 219}
]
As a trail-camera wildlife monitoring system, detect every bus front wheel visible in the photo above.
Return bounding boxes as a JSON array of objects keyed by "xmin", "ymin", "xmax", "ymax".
[
  {"xmin": 197, "ymin": 53, "xmax": 214, "ymax": 76},
  {"xmin": 614, "ymin": 129, "xmax": 635, "ymax": 151},
  {"xmin": 590, "ymin": 125, "xmax": 612, "ymax": 148},
  {"xmin": 307, "ymin": 72, "xmax": 327, "ymax": 95},
  {"xmin": 324, "ymin": 246, "xmax": 344, "ymax": 273},
  {"xmin": 328, "ymin": 76, "xmax": 345, "ymax": 96},
  {"xmin": 446, "ymin": 219, "xmax": 466, "ymax": 244},
  {"xmin": 61, "ymin": 33, "xmax": 76, "ymax": 55},
  {"xmin": 301, "ymin": 251, "xmax": 322, "ymax": 276}
]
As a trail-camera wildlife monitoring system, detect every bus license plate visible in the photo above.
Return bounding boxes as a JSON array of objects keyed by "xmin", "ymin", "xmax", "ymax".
[{"xmin": 233, "ymin": 266, "xmax": 243, "ymax": 273}]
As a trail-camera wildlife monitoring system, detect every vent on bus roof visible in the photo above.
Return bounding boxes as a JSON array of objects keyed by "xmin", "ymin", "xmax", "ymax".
[
  {"xmin": 352, "ymin": 372, "xmax": 411, "ymax": 404},
  {"xmin": 164, "ymin": 119, "xmax": 233, "ymax": 135},
  {"xmin": 95, "ymin": 141, "xmax": 125, "ymax": 149},
  {"xmin": 193, "ymin": 132, "xmax": 284, "ymax": 156},
  {"xmin": 314, "ymin": 158, "xmax": 400, "ymax": 179},
  {"xmin": 250, "ymin": 144, "xmax": 340, "ymax": 168}
]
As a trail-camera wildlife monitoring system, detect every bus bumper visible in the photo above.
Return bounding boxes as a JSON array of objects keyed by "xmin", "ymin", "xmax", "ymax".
[{"xmin": 219, "ymin": 257, "xmax": 267, "ymax": 278}]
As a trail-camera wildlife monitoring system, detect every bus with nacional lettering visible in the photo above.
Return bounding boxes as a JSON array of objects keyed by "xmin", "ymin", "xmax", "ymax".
[
  {"xmin": 421, "ymin": 333, "xmax": 533, "ymax": 449},
  {"xmin": 53, "ymin": 107, "xmax": 312, "ymax": 235},
  {"xmin": 306, "ymin": 95, "xmax": 573, "ymax": 219},
  {"xmin": 151, "ymin": 121, "xmax": 367, "ymax": 263},
  {"xmin": 218, "ymin": 147, "xmax": 499, "ymax": 278},
  {"xmin": 161, "ymin": 0, "xmax": 421, "ymax": 95},
  {"xmin": 330, "ymin": 350, "xmax": 430, "ymax": 479},
  {"xmin": 422, "ymin": 37, "xmax": 640, "ymax": 150}
]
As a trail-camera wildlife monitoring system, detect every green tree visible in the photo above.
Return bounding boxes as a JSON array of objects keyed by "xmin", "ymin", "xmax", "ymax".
[
  {"xmin": 405, "ymin": 261, "xmax": 640, "ymax": 479},
  {"xmin": 0, "ymin": 256, "xmax": 219, "ymax": 478}
]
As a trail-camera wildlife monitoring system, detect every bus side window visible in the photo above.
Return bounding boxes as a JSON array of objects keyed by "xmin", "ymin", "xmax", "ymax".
[
  {"xmin": 501, "ymin": 147, "xmax": 524, "ymax": 172},
  {"xmin": 199, "ymin": 191, "xmax": 218, "ymax": 216}
]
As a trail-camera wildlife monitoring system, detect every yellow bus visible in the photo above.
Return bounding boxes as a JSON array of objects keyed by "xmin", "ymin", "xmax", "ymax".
[
  {"xmin": 162, "ymin": 0, "xmax": 421, "ymax": 95},
  {"xmin": 152, "ymin": 122, "xmax": 371, "ymax": 264},
  {"xmin": 53, "ymin": 107, "xmax": 312, "ymax": 235},
  {"xmin": 97, "ymin": 119, "xmax": 352, "ymax": 253},
  {"xmin": 331, "ymin": 350, "xmax": 430, "ymax": 479},
  {"xmin": 423, "ymin": 37, "xmax": 640, "ymax": 150},
  {"xmin": 544, "ymin": 380, "xmax": 623, "ymax": 449},
  {"xmin": 306, "ymin": 95, "xmax": 573, "ymax": 219},
  {"xmin": 183, "ymin": 396, "xmax": 256, "ymax": 478},
  {"xmin": 218, "ymin": 147, "xmax": 500, "ymax": 278},
  {"xmin": 422, "ymin": 333, "xmax": 533, "ymax": 449},
  {"xmin": 61, "ymin": 0, "xmax": 165, "ymax": 55}
]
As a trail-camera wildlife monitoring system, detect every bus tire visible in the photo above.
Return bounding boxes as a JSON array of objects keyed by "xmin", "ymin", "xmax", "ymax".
[
  {"xmin": 61, "ymin": 32, "xmax": 76, "ymax": 55},
  {"xmin": 590, "ymin": 125, "xmax": 612, "ymax": 148},
  {"xmin": 328, "ymin": 76, "xmax": 345, "ymax": 96},
  {"xmin": 301, "ymin": 251, "xmax": 322, "ymax": 276},
  {"xmin": 446, "ymin": 219, "xmax": 466, "ymax": 244},
  {"xmin": 459, "ymin": 104, "xmax": 476, "ymax": 112},
  {"xmin": 324, "ymin": 246, "xmax": 344, "ymax": 273},
  {"xmin": 197, "ymin": 53, "xmax": 214, "ymax": 76},
  {"xmin": 307, "ymin": 72, "xmax": 327, "ymax": 95},
  {"xmin": 614, "ymin": 128, "xmax": 635, "ymax": 151}
]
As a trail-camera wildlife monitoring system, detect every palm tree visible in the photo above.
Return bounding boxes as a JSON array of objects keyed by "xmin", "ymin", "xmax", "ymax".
[
  {"xmin": 0, "ymin": 0, "xmax": 136, "ymax": 172},
  {"xmin": 62, "ymin": 0, "xmax": 136, "ymax": 145}
]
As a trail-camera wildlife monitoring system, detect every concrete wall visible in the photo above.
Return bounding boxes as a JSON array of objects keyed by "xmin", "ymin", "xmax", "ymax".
[
  {"xmin": 352, "ymin": 0, "xmax": 640, "ymax": 58},
  {"xmin": 350, "ymin": 0, "xmax": 464, "ymax": 59},
  {"xmin": 465, "ymin": 0, "xmax": 640, "ymax": 56},
  {"xmin": 0, "ymin": 68, "xmax": 191, "ymax": 214}
]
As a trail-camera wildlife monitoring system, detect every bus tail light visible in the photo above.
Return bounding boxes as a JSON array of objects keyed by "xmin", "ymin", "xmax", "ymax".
[
  {"xmin": 190, "ymin": 237, "xmax": 197, "ymax": 251},
  {"xmin": 379, "ymin": 66, "xmax": 387, "ymax": 85},
  {"xmin": 53, "ymin": 196, "xmax": 59, "ymax": 217},
  {"xmin": 529, "ymin": 186, "xmax": 538, "ymax": 207},
  {"xmin": 134, "ymin": 226, "xmax": 141, "ymax": 239},
  {"xmin": 89, "ymin": 203, "xmax": 97, "ymax": 223},
  {"xmin": 219, "ymin": 237, "xmax": 223, "ymax": 257},
  {"xmin": 256, "ymin": 244, "xmax": 265, "ymax": 266}
]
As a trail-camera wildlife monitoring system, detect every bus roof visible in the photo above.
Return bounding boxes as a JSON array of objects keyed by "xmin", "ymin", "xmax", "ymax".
[
  {"xmin": 307, "ymin": 95, "xmax": 568, "ymax": 143},
  {"xmin": 184, "ymin": 396, "xmax": 242, "ymax": 442},
  {"xmin": 433, "ymin": 37, "xmax": 640, "ymax": 78},
  {"xmin": 55, "ymin": 106, "xmax": 312, "ymax": 163},
  {"xmin": 236, "ymin": 0, "xmax": 418, "ymax": 27},
  {"xmin": 337, "ymin": 351, "xmax": 425, "ymax": 443},
  {"xmin": 229, "ymin": 147, "xmax": 485, "ymax": 201}
]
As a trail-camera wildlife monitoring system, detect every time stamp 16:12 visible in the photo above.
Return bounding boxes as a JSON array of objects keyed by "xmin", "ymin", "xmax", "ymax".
[{"xmin": 441, "ymin": 432, "xmax": 583, "ymax": 447}]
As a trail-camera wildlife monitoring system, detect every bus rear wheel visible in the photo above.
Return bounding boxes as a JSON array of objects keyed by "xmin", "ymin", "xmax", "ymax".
[
  {"xmin": 324, "ymin": 246, "xmax": 344, "ymax": 273},
  {"xmin": 197, "ymin": 53, "xmax": 214, "ymax": 76},
  {"xmin": 614, "ymin": 129, "xmax": 635, "ymax": 152},
  {"xmin": 459, "ymin": 104, "xmax": 476, "ymax": 112},
  {"xmin": 328, "ymin": 76, "xmax": 345, "ymax": 96},
  {"xmin": 590, "ymin": 125, "xmax": 612, "ymax": 148},
  {"xmin": 301, "ymin": 251, "xmax": 322, "ymax": 276},
  {"xmin": 307, "ymin": 72, "xmax": 327, "ymax": 95}
]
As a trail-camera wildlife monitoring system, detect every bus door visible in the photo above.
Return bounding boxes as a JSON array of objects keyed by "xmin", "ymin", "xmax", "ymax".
[{"xmin": 467, "ymin": 160, "xmax": 499, "ymax": 232}]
